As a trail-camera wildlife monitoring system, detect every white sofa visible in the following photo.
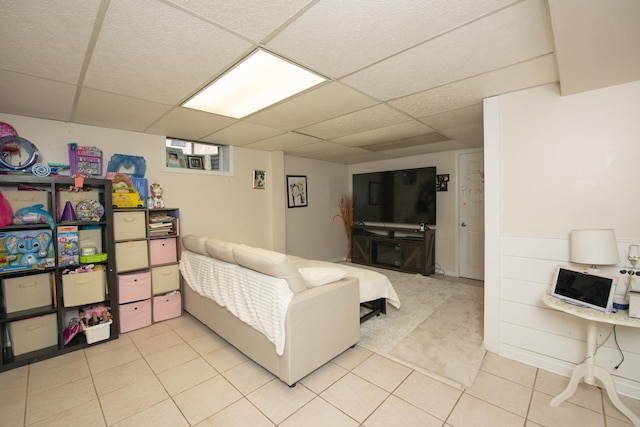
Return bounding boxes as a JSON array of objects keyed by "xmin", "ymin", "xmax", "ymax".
[{"xmin": 179, "ymin": 235, "xmax": 360, "ymax": 386}]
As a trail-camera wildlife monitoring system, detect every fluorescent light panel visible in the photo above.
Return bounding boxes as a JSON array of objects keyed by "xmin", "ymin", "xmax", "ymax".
[{"xmin": 183, "ymin": 49, "xmax": 326, "ymax": 118}]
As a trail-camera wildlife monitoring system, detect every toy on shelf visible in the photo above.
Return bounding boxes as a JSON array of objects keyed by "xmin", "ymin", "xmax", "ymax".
[
  {"xmin": 111, "ymin": 173, "xmax": 145, "ymax": 208},
  {"xmin": 13, "ymin": 204, "xmax": 54, "ymax": 229},
  {"xmin": 150, "ymin": 182, "xmax": 164, "ymax": 209}
]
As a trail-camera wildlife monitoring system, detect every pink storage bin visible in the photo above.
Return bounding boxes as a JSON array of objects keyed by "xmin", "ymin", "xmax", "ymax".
[
  {"xmin": 118, "ymin": 271, "xmax": 151, "ymax": 304},
  {"xmin": 149, "ymin": 238, "xmax": 177, "ymax": 266},
  {"xmin": 152, "ymin": 291, "xmax": 181, "ymax": 322},
  {"xmin": 119, "ymin": 299, "xmax": 151, "ymax": 333}
]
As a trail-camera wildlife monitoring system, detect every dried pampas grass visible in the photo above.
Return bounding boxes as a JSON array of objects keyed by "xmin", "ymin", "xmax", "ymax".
[{"xmin": 333, "ymin": 193, "xmax": 354, "ymax": 259}]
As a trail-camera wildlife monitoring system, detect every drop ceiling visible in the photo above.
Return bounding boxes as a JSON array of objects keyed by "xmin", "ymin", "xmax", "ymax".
[{"xmin": 0, "ymin": 0, "xmax": 638, "ymax": 164}]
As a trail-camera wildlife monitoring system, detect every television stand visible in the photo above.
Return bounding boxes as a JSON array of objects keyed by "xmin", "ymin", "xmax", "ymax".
[{"xmin": 351, "ymin": 225, "xmax": 435, "ymax": 275}]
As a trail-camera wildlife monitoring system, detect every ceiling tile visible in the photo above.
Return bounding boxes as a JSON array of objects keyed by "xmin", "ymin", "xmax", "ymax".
[
  {"xmin": 268, "ymin": 0, "xmax": 519, "ymax": 78},
  {"xmin": 330, "ymin": 121, "xmax": 436, "ymax": 147},
  {"xmin": 296, "ymin": 104, "xmax": 412, "ymax": 140},
  {"xmin": 377, "ymin": 140, "xmax": 469, "ymax": 158},
  {"xmin": 442, "ymin": 122, "xmax": 485, "ymax": 148},
  {"xmin": 145, "ymin": 107, "xmax": 236, "ymax": 140},
  {"xmin": 420, "ymin": 104, "xmax": 484, "ymax": 131},
  {"xmin": 245, "ymin": 131, "xmax": 319, "ymax": 152},
  {"xmin": 74, "ymin": 88, "xmax": 173, "ymax": 132},
  {"xmin": 362, "ymin": 133, "xmax": 450, "ymax": 152},
  {"xmin": 286, "ymin": 141, "xmax": 387, "ymax": 164},
  {"xmin": 342, "ymin": 0, "xmax": 554, "ymax": 100},
  {"xmin": 548, "ymin": 0, "xmax": 640, "ymax": 95},
  {"xmin": 0, "ymin": 71, "xmax": 76, "ymax": 122},
  {"xmin": 202, "ymin": 122, "xmax": 285, "ymax": 147},
  {"xmin": 390, "ymin": 54, "xmax": 557, "ymax": 117},
  {"xmin": 245, "ymin": 82, "xmax": 378, "ymax": 130},
  {"xmin": 165, "ymin": 0, "xmax": 313, "ymax": 42},
  {"xmin": 84, "ymin": 0, "xmax": 253, "ymax": 105},
  {"xmin": 0, "ymin": 0, "xmax": 102, "ymax": 84}
]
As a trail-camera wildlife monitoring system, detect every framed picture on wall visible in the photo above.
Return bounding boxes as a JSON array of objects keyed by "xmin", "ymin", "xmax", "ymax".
[
  {"xmin": 186, "ymin": 155, "xmax": 204, "ymax": 169},
  {"xmin": 253, "ymin": 170, "xmax": 266, "ymax": 189},
  {"xmin": 287, "ymin": 175, "xmax": 307, "ymax": 208},
  {"xmin": 166, "ymin": 147, "xmax": 186, "ymax": 168}
]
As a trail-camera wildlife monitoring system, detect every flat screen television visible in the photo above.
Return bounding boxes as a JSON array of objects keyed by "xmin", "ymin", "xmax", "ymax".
[{"xmin": 352, "ymin": 166, "xmax": 436, "ymax": 226}]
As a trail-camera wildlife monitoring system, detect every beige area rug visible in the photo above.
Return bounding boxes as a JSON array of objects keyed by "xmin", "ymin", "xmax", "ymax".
[{"xmin": 355, "ymin": 265, "xmax": 486, "ymax": 389}]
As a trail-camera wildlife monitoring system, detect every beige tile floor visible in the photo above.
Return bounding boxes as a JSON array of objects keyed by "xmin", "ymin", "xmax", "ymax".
[{"xmin": 1, "ymin": 313, "xmax": 639, "ymax": 427}]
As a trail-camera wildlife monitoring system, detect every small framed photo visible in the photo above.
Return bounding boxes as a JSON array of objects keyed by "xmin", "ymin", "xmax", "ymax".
[
  {"xmin": 253, "ymin": 170, "xmax": 266, "ymax": 189},
  {"xmin": 166, "ymin": 147, "xmax": 186, "ymax": 168},
  {"xmin": 186, "ymin": 155, "xmax": 204, "ymax": 169},
  {"xmin": 287, "ymin": 175, "xmax": 307, "ymax": 208}
]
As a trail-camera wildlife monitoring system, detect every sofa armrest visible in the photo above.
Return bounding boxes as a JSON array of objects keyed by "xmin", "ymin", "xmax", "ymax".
[{"xmin": 278, "ymin": 276, "xmax": 360, "ymax": 384}]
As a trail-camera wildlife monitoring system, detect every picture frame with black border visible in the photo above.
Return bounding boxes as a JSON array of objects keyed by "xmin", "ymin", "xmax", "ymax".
[
  {"xmin": 186, "ymin": 155, "xmax": 204, "ymax": 170},
  {"xmin": 287, "ymin": 175, "xmax": 307, "ymax": 208}
]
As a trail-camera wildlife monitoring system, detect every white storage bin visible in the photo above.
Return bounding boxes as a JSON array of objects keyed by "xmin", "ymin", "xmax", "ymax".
[
  {"xmin": 62, "ymin": 270, "xmax": 106, "ymax": 307},
  {"xmin": 151, "ymin": 264, "xmax": 180, "ymax": 294},
  {"xmin": 2, "ymin": 273, "xmax": 52, "ymax": 313},
  {"xmin": 115, "ymin": 241, "xmax": 149, "ymax": 272},
  {"xmin": 10, "ymin": 313, "xmax": 57, "ymax": 356},
  {"xmin": 113, "ymin": 211, "xmax": 147, "ymax": 240},
  {"xmin": 3, "ymin": 190, "xmax": 50, "ymax": 213},
  {"xmin": 83, "ymin": 320, "xmax": 112, "ymax": 344}
]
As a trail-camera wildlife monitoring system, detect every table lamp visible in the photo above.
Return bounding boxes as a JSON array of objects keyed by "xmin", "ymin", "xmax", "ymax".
[{"xmin": 570, "ymin": 229, "xmax": 619, "ymax": 273}]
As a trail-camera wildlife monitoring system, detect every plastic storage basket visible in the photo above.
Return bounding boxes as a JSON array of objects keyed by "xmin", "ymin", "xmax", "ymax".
[{"xmin": 83, "ymin": 320, "xmax": 112, "ymax": 344}]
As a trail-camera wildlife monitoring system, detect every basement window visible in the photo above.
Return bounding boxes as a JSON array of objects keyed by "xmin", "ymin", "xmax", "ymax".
[{"xmin": 163, "ymin": 137, "xmax": 233, "ymax": 175}]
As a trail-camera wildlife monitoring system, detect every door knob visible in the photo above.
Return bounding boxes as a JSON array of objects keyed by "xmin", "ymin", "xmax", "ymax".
[{"xmin": 461, "ymin": 222, "xmax": 467, "ymax": 227}]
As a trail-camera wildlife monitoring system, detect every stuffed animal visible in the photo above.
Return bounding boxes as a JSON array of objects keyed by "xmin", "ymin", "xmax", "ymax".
[{"xmin": 150, "ymin": 182, "xmax": 164, "ymax": 209}]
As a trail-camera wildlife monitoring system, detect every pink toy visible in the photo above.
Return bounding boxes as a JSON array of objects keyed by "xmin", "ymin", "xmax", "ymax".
[{"xmin": 0, "ymin": 122, "xmax": 17, "ymax": 138}]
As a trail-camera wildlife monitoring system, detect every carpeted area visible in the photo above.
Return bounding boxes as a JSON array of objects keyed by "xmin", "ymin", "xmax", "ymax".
[{"xmin": 355, "ymin": 265, "xmax": 485, "ymax": 389}]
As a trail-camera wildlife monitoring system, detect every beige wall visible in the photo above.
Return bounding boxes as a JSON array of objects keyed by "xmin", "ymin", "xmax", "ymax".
[
  {"xmin": 485, "ymin": 80, "xmax": 640, "ymax": 397},
  {"xmin": 284, "ymin": 156, "xmax": 350, "ymax": 261},
  {"xmin": 0, "ymin": 112, "xmax": 462, "ymax": 269},
  {"xmin": 0, "ymin": 113, "xmax": 282, "ymax": 250}
]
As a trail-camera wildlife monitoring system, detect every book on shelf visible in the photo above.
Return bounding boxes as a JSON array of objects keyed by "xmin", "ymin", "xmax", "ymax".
[{"xmin": 149, "ymin": 222, "xmax": 173, "ymax": 229}]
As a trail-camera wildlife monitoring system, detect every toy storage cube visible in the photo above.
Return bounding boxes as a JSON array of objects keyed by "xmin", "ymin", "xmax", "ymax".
[
  {"xmin": 151, "ymin": 264, "xmax": 180, "ymax": 294},
  {"xmin": 2, "ymin": 273, "xmax": 52, "ymax": 313},
  {"xmin": 115, "ymin": 241, "xmax": 149, "ymax": 272},
  {"xmin": 78, "ymin": 228, "xmax": 102, "ymax": 251},
  {"xmin": 58, "ymin": 191, "xmax": 99, "ymax": 221},
  {"xmin": 152, "ymin": 291, "xmax": 181, "ymax": 322},
  {"xmin": 149, "ymin": 238, "xmax": 177, "ymax": 265},
  {"xmin": 10, "ymin": 313, "xmax": 57, "ymax": 356},
  {"xmin": 118, "ymin": 271, "xmax": 151, "ymax": 304},
  {"xmin": 119, "ymin": 299, "xmax": 151, "ymax": 333},
  {"xmin": 62, "ymin": 270, "xmax": 106, "ymax": 307},
  {"xmin": 113, "ymin": 211, "xmax": 147, "ymax": 240},
  {"xmin": 3, "ymin": 190, "xmax": 50, "ymax": 213}
]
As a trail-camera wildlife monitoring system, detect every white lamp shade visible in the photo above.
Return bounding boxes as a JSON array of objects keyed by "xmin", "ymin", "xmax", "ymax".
[{"xmin": 570, "ymin": 229, "xmax": 620, "ymax": 266}]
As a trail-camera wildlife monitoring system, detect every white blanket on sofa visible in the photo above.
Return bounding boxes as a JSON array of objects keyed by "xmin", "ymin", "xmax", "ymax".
[{"xmin": 179, "ymin": 250, "xmax": 293, "ymax": 355}]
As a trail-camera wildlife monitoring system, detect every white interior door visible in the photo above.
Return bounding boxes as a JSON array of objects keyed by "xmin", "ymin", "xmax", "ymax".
[{"xmin": 459, "ymin": 151, "xmax": 485, "ymax": 280}]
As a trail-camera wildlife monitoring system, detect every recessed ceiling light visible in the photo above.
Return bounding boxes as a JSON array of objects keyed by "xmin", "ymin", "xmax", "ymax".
[{"xmin": 183, "ymin": 49, "xmax": 327, "ymax": 118}]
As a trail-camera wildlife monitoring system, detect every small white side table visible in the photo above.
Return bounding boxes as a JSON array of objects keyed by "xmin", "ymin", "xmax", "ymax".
[{"xmin": 542, "ymin": 293, "xmax": 640, "ymax": 426}]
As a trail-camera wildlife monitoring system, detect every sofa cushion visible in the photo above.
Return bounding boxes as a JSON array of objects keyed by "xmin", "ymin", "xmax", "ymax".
[
  {"xmin": 299, "ymin": 267, "xmax": 348, "ymax": 288},
  {"xmin": 205, "ymin": 238, "xmax": 237, "ymax": 264},
  {"xmin": 181, "ymin": 235, "xmax": 208, "ymax": 255},
  {"xmin": 233, "ymin": 245, "xmax": 306, "ymax": 293}
]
